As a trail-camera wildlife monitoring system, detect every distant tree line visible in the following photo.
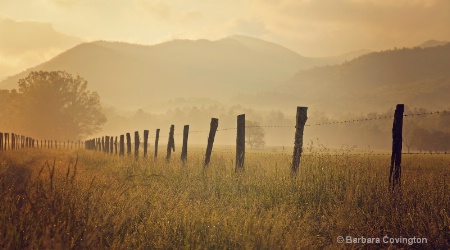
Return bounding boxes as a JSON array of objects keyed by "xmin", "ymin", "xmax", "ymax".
[
  {"xmin": 407, "ymin": 128, "xmax": 450, "ymax": 153},
  {"xmin": 0, "ymin": 71, "xmax": 106, "ymax": 140}
]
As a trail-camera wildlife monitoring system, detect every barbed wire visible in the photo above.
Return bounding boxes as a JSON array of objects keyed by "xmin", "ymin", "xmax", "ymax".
[
  {"xmin": 89, "ymin": 109, "xmax": 450, "ymax": 142},
  {"xmin": 213, "ymin": 151, "xmax": 449, "ymax": 156}
]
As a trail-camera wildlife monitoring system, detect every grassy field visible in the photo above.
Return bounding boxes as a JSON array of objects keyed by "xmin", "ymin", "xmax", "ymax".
[{"xmin": 0, "ymin": 147, "xmax": 449, "ymax": 249}]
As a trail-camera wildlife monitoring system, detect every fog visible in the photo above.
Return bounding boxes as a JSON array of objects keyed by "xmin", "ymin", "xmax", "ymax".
[{"xmin": 1, "ymin": 1, "xmax": 449, "ymax": 152}]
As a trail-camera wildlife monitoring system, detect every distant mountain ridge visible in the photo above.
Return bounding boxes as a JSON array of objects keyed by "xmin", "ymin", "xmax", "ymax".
[
  {"xmin": 418, "ymin": 39, "xmax": 449, "ymax": 48},
  {"xmin": 272, "ymin": 44, "xmax": 450, "ymax": 113},
  {"xmin": 2, "ymin": 36, "xmax": 446, "ymax": 114},
  {"xmin": 0, "ymin": 35, "xmax": 369, "ymax": 109}
]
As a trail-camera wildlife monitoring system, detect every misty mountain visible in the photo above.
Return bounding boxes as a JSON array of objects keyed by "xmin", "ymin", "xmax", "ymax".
[
  {"xmin": 0, "ymin": 17, "xmax": 82, "ymax": 78},
  {"xmin": 271, "ymin": 44, "xmax": 450, "ymax": 114},
  {"xmin": 418, "ymin": 40, "xmax": 449, "ymax": 48},
  {"xmin": 1, "ymin": 35, "xmax": 336, "ymax": 109}
]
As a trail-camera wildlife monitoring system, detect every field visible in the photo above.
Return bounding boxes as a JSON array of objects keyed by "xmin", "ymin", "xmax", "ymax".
[{"xmin": 0, "ymin": 147, "xmax": 449, "ymax": 249}]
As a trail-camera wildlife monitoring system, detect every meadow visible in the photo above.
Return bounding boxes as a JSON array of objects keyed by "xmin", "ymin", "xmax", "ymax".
[{"xmin": 0, "ymin": 146, "xmax": 448, "ymax": 249}]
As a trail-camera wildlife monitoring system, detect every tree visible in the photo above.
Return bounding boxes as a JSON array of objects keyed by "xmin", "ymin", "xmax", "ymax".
[
  {"xmin": 0, "ymin": 89, "xmax": 20, "ymax": 131},
  {"xmin": 16, "ymin": 71, "xmax": 106, "ymax": 139},
  {"xmin": 245, "ymin": 120, "xmax": 265, "ymax": 149}
]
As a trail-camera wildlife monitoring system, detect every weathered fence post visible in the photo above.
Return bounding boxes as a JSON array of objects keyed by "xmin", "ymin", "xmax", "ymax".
[
  {"xmin": 109, "ymin": 136, "xmax": 113, "ymax": 154},
  {"xmin": 291, "ymin": 107, "xmax": 308, "ymax": 175},
  {"xmin": 166, "ymin": 125, "xmax": 175, "ymax": 161},
  {"xmin": 205, "ymin": 118, "xmax": 219, "ymax": 167},
  {"xmin": 144, "ymin": 130, "xmax": 149, "ymax": 158},
  {"xmin": 389, "ymin": 104, "xmax": 404, "ymax": 190},
  {"xmin": 105, "ymin": 136, "xmax": 110, "ymax": 154},
  {"xmin": 236, "ymin": 114, "xmax": 245, "ymax": 172},
  {"xmin": 181, "ymin": 125, "xmax": 189, "ymax": 163},
  {"xmin": 134, "ymin": 131, "xmax": 140, "ymax": 158},
  {"xmin": 0, "ymin": 133, "xmax": 3, "ymax": 151},
  {"xmin": 154, "ymin": 129, "xmax": 160, "ymax": 159},
  {"xmin": 114, "ymin": 136, "xmax": 118, "ymax": 155},
  {"xmin": 126, "ymin": 133, "xmax": 131, "ymax": 156},
  {"xmin": 120, "ymin": 135, "xmax": 125, "ymax": 156},
  {"xmin": 11, "ymin": 134, "xmax": 15, "ymax": 150},
  {"xmin": 6, "ymin": 133, "xmax": 9, "ymax": 150}
]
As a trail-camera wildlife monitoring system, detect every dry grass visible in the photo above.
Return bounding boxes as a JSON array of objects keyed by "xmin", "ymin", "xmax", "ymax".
[{"xmin": 0, "ymin": 147, "xmax": 449, "ymax": 249}]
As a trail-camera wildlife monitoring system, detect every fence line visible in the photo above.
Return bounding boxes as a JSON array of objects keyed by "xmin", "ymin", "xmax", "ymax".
[
  {"xmin": 1, "ymin": 107, "xmax": 448, "ymax": 156},
  {"xmin": 2, "ymin": 104, "xmax": 450, "ymax": 194},
  {"xmin": 142, "ymin": 109, "xmax": 449, "ymax": 138}
]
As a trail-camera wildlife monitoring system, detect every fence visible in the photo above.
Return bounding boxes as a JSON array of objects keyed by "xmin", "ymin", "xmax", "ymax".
[{"xmin": 1, "ymin": 104, "xmax": 449, "ymax": 189}]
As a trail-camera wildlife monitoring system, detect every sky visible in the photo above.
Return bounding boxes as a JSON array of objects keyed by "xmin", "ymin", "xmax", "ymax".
[{"xmin": 1, "ymin": 0, "xmax": 450, "ymax": 77}]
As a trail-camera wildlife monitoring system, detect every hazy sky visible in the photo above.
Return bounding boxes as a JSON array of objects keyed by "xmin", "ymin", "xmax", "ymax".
[{"xmin": 1, "ymin": 0, "xmax": 450, "ymax": 77}]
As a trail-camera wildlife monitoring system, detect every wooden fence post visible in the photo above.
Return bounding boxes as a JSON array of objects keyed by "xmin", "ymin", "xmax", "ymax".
[
  {"xmin": 166, "ymin": 125, "xmax": 175, "ymax": 161},
  {"xmin": 144, "ymin": 130, "xmax": 149, "ymax": 158},
  {"xmin": 236, "ymin": 114, "xmax": 245, "ymax": 172},
  {"xmin": 120, "ymin": 135, "xmax": 125, "ymax": 156},
  {"xmin": 135, "ymin": 131, "xmax": 140, "ymax": 158},
  {"xmin": 109, "ymin": 136, "xmax": 113, "ymax": 154},
  {"xmin": 181, "ymin": 125, "xmax": 189, "ymax": 163},
  {"xmin": 105, "ymin": 136, "xmax": 110, "ymax": 153},
  {"xmin": 11, "ymin": 134, "xmax": 15, "ymax": 150},
  {"xmin": 126, "ymin": 133, "xmax": 131, "ymax": 156},
  {"xmin": 205, "ymin": 118, "xmax": 219, "ymax": 167},
  {"xmin": 114, "ymin": 136, "xmax": 118, "ymax": 155},
  {"xmin": 389, "ymin": 104, "xmax": 404, "ymax": 190},
  {"xmin": 0, "ymin": 132, "xmax": 3, "ymax": 151},
  {"xmin": 5, "ymin": 133, "xmax": 8, "ymax": 150},
  {"xmin": 154, "ymin": 129, "xmax": 160, "ymax": 159},
  {"xmin": 291, "ymin": 107, "xmax": 308, "ymax": 175}
]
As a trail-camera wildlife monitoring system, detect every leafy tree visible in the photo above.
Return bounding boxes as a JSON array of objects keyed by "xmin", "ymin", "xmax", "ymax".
[
  {"xmin": 245, "ymin": 120, "xmax": 265, "ymax": 149},
  {"xmin": 16, "ymin": 71, "xmax": 106, "ymax": 139},
  {"xmin": 0, "ymin": 89, "xmax": 20, "ymax": 131}
]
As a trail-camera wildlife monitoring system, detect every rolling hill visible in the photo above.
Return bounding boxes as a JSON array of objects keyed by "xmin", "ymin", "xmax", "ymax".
[
  {"xmin": 1, "ymin": 35, "xmax": 344, "ymax": 109},
  {"xmin": 275, "ymin": 43, "xmax": 450, "ymax": 114}
]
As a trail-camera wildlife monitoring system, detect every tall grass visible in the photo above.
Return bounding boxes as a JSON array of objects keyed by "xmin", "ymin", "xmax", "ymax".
[{"xmin": 0, "ymin": 147, "xmax": 448, "ymax": 249}]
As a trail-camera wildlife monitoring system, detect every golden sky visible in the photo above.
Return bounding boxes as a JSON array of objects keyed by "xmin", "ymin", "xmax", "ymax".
[{"xmin": 1, "ymin": 0, "xmax": 450, "ymax": 77}]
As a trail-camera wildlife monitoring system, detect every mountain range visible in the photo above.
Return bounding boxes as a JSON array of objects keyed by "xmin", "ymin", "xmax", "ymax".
[
  {"xmin": 242, "ymin": 42, "xmax": 450, "ymax": 114},
  {"xmin": 0, "ymin": 35, "xmax": 368, "ymax": 109},
  {"xmin": 1, "ymin": 36, "xmax": 448, "ymax": 115}
]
